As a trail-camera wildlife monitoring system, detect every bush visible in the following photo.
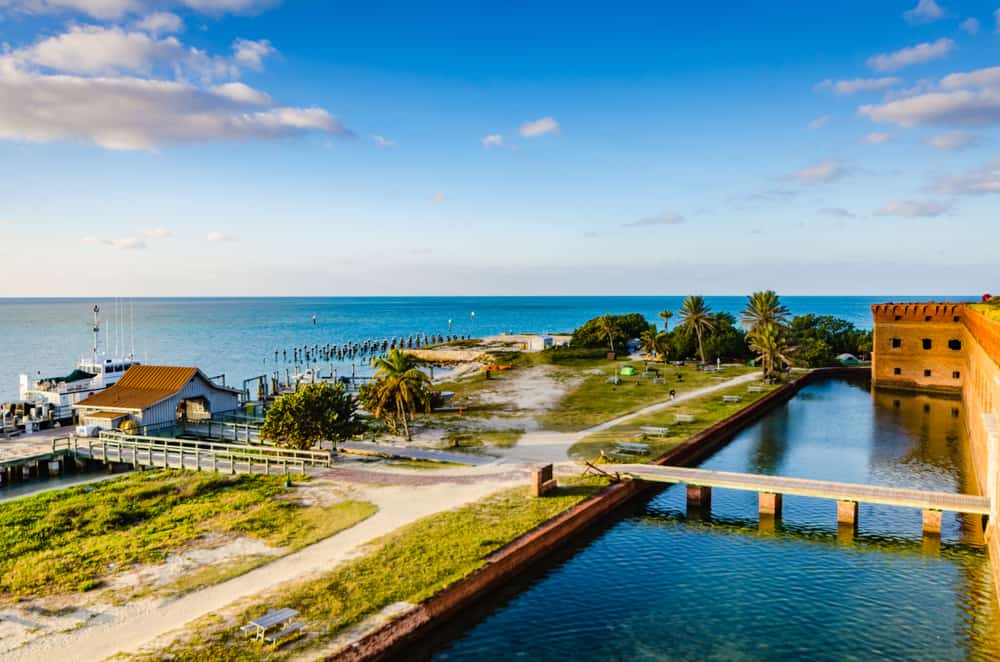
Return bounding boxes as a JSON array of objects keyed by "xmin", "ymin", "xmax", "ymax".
[
  {"xmin": 262, "ymin": 382, "xmax": 363, "ymax": 449},
  {"xmin": 571, "ymin": 313, "xmax": 649, "ymax": 348}
]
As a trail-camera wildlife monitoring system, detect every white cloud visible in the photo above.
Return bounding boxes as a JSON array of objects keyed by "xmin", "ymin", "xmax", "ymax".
[
  {"xmin": 0, "ymin": 0, "xmax": 278, "ymax": 20},
  {"xmin": 623, "ymin": 212, "xmax": 684, "ymax": 228},
  {"xmin": 927, "ymin": 130, "xmax": 978, "ymax": 150},
  {"xmin": 807, "ymin": 115, "xmax": 830, "ymax": 129},
  {"xmin": 903, "ymin": 0, "xmax": 944, "ymax": 23},
  {"xmin": 10, "ymin": 25, "xmax": 186, "ymax": 76},
  {"xmin": 431, "ymin": 192, "xmax": 446, "ymax": 203},
  {"xmin": 959, "ymin": 17, "xmax": 980, "ymax": 34},
  {"xmin": 211, "ymin": 81, "xmax": 270, "ymax": 105},
  {"xmin": 371, "ymin": 134, "xmax": 396, "ymax": 148},
  {"xmin": 519, "ymin": 116, "xmax": 559, "ymax": 138},
  {"xmin": 876, "ymin": 199, "xmax": 952, "ymax": 217},
  {"xmin": 860, "ymin": 66, "xmax": 1000, "ymax": 127},
  {"xmin": 792, "ymin": 160, "xmax": 845, "ymax": 183},
  {"xmin": 866, "ymin": 38, "xmax": 954, "ymax": 72},
  {"xmin": 144, "ymin": 226, "xmax": 171, "ymax": 238},
  {"xmin": 481, "ymin": 133, "xmax": 503, "ymax": 148},
  {"xmin": 206, "ymin": 230, "xmax": 236, "ymax": 241},
  {"xmin": 134, "ymin": 11, "xmax": 183, "ymax": 34},
  {"xmin": 865, "ymin": 132, "xmax": 892, "ymax": 144},
  {"xmin": 814, "ymin": 77, "xmax": 902, "ymax": 95},
  {"xmin": 231, "ymin": 38, "xmax": 273, "ymax": 70},
  {"xmin": 932, "ymin": 158, "xmax": 1000, "ymax": 194},
  {"xmin": 0, "ymin": 58, "xmax": 352, "ymax": 150}
]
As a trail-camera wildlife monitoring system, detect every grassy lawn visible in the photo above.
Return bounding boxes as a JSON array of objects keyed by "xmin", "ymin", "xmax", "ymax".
[
  {"xmin": 137, "ymin": 476, "xmax": 610, "ymax": 661},
  {"xmin": 0, "ymin": 471, "xmax": 376, "ymax": 599},
  {"xmin": 384, "ymin": 459, "xmax": 467, "ymax": 470},
  {"xmin": 443, "ymin": 428, "xmax": 525, "ymax": 449},
  {"xmin": 539, "ymin": 362, "xmax": 756, "ymax": 432},
  {"xmin": 969, "ymin": 303, "xmax": 1000, "ymax": 323},
  {"xmin": 568, "ymin": 381, "xmax": 781, "ymax": 462}
]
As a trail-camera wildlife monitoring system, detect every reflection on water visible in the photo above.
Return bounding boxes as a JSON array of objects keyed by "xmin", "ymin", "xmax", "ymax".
[{"xmin": 427, "ymin": 377, "xmax": 998, "ymax": 661}]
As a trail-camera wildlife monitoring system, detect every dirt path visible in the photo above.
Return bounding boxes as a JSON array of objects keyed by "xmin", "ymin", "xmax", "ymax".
[
  {"xmin": 498, "ymin": 371, "xmax": 759, "ymax": 464},
  {"xmin": 4, "ymin": 480, "xmax": 519, "ymax": 662}
]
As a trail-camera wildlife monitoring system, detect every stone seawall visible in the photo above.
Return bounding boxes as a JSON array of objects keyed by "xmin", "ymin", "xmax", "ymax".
[{"xmin": 327, "ymin": 368, "xmax": 868, "ymax": 661}]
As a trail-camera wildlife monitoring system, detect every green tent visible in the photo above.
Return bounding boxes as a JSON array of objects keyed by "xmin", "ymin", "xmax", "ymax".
[{"xmin": 619, "ymin": 366, "xmax": 636, "ymax": 376}]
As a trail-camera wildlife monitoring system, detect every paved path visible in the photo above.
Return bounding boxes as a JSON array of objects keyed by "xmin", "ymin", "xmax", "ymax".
[
  {"xmin": 338, "ymin": 441, "xmax": 497, "ymax": 466},
  {"xmin": 498, "ymin": 371, "xmax": 760, "ymax": 464}
]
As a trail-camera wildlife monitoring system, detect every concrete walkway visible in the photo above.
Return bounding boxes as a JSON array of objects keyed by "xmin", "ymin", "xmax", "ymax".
[{"xmin": 338, "ymin": 441, "xmax": 497, "ymax": 466}]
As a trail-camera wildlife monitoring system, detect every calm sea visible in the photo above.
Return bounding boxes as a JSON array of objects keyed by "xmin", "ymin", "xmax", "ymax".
[{"xmin": 0, "ymin": 296, "xmax": 972, "ymax": 401}]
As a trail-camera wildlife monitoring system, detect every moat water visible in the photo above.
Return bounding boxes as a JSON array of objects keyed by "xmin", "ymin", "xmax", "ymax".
[{"xmin": 426, "ymin": 377, "xmax": 999, "ymax": 661}]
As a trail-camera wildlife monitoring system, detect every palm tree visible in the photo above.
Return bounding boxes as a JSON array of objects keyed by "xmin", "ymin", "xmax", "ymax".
[
  {"xmin": 639, "ymin": 325, "xmax": 660, "ymax": 358},
  {"xmin": 653, "ymin": 332, "xmax": 670, "ymax": 363},
  {"xmin": 741, "ymin": 290, "xmax": 790, "ymax": 336},
  {"xmin": 658, "ymin": 308, "xmax": 673, "ymax": 332},
  {"xmin": 678, "ymin": 295, "xmax": 714, "ymax": 364},
  {"xmin": 597, "ymin": 314, "xmax": 619, "ymax": 354},
  {"xmin": 365, "ymin": 349, "xmax": 431, "ymax": 440},
  {"xmin": 747, "ymin": 322, "xmax": 793, "ymax": 378}
]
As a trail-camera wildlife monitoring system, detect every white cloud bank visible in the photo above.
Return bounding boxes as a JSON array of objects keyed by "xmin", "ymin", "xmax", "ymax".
[
  {"xmin": 792, "ymin": 160, "xmax": 845, "ymax": 183},
  {"xmin": 815, "ymin": 77, "xmax": 902, "ymax": 95},
  {"xmin": 903, "ymin": 0, "xmax": 944, "ymax": 24},
  {"xmin": 927, "ymin": 130, "xmax": 978, "ymax": 150},
  {"xmin": 866, "ymin": 38, "xmax": 954, "ymax": 72},
  {"xmin": 932, "ymin": 159, "xmax": 1000, "ymax": 194}
]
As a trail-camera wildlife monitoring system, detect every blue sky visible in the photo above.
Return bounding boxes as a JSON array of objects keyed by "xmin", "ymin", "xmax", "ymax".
[{"xmin": 0, "ymin": 0, "xmax": 997, "ymax": 296}]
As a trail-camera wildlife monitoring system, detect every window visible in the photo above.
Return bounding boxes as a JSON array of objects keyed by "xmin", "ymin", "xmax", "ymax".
[
  {"xmin": 948, "ymin": 339, "xmax": 962, "ymax": 351},
  {"xmin": 953, "ymin": 316, "xmax": 961, "ymax": 322},
  {"xmin": 953, "ymin": 371, "xmax": 961, "ymax": 379},
  {"xmin": 922, "ymin": 338, "xmax": 932, "ymax": 350},
  {"xmin": 924, "ymin": 369, "xmax": 932, "ymax": 377},
  {"xmin": 924, "ymin": 404, "xmax": 931, "ymax": 413},
  {"xmin": 893, "ymin": 367, "xmax": 901, "ymax": 375},
  {"xmin": 895, "ymin": 315, "xmax": 902, "ymax": 321},
  {"xmin": 893, "ymin": 399, "xmax": 901, "ymax": 408},
  {"xmin": 952, "ymin": 408, "xmax": 960, "ymax": 418},
  {"xmin": 925, "ymin": 316, "xmax": 932, "ymax": 321},
  {"xmin": 891, "ymin": 338, "xmax": 902, "ymax": 348}
]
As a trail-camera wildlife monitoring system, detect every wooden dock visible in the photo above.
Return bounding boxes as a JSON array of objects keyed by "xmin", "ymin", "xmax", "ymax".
[{"xmin": 604, "ymin": 464, "xmax": 990, "ymax": 534}]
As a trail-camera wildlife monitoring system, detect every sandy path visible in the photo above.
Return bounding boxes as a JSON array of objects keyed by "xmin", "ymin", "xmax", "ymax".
[
  {"xmin": 498, "ymin": 371, "xmax": 760, "ymax": 464},
  {"xmin": 5, "ymin": 480, "xmax": 519, "ymax": 662}
]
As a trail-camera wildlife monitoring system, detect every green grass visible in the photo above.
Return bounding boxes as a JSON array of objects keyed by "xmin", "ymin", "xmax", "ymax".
[
  {"xmin": 385, "ymin": 459, "xmax": 466, "ymax": 470},
  {"xmin": 136, "ymin": 476, "xmax": 610, "ymax": 661},
  {"xmin": 539, "ymin": 362, "xmax": 756, "ymax": 432},
  {"xmin": 568, "ymin": 381, "xmax": 780, "ymax": 462},
  {"xmin": 443, "ymin": 428, "xmax": 525, "ymax": 449},
  {"xmin": 969, "ymin": 303, "xmax": 1000, "ymax": 323},
  {"xmin": 0, "ymin": 471, "xmax": 376, "ymax": 600}
]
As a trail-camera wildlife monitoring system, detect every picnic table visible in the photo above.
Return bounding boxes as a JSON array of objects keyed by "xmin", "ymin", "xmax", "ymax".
[
  {"xmin": 638, "ymin": 426, "xmax": 670, "ymax": 437},
  {"xmin": 747, "ymin": 385, "xmax": 764, "ymax": 393},
  {"xmin": 722, "ymin": 395, "xmax": 742, "ymax": 403},
  {"xmin": 613, "ymin": 441, "xmax": 650, "ymax": 456},
  {"xmin": 240, "ymin": 608, "xmax": 302, "ymax": 643},
  {"xmin": 674, "ymin": 414, "xmax": 696, "ymax": 423}
]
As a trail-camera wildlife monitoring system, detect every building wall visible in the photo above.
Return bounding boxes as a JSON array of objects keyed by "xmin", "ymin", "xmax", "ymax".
[{"xmin": 873, "ymin": 303, "xmax": 1000, "ymax": 601}]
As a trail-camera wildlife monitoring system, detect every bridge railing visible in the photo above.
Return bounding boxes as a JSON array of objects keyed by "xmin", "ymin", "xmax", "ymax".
[{"xmin": 95, "ymin": 430, "xmax": 332, "ymax": 467}]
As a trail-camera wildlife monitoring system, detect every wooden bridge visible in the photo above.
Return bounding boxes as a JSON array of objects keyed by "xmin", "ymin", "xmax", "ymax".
[
  {"xmin": 604, "ymin": 464, "xmax": 991, "ymax": 535},
  {"xmin": 76, "ymin": 431, "xmax": 333, "ymax": 476}
]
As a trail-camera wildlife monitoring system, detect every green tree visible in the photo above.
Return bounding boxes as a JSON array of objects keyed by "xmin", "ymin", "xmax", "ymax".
[
  {"xmin": 741, "ymin": 290, "xmax": 790, "ymax": 336},
  {"xmin": 597, "ymin": 314, "xmax": 619, "ymax": 353},
  {"xmin": 639, "ymin": 324, "xmax": 668, "ymax": 360},
  {"xmin": 748, "ymin": 322, "xmax": 793, "ymax": 378},
  {"xmin": 358, "ymin": 349, "xmax": 431, "ymax": 440},
  {"xmin": 571, "ymin": 313, "xmax": 649, "ymax": 349},
  {"xmin": 678, "ymin": 295, "xmax": 715, "ymax": 364},
  {"xmin": 658, "ymin": 308, "xmax": 673, "ymax": 331},
  {"xmin": 261, "ymin": 382, "xmax": 361, "ymax": 450}
]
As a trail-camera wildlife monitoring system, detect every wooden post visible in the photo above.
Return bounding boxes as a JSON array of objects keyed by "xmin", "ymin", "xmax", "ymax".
[
  {"xmin": 530, "ymin": 464, "xmax": 557, "ymax": 497},
  {"xmin": 687, "ymin": 485, "xmax": 712, "ymax": 511},
  {"xmin": 837, "ymin": 500, "xmax": 858, "ymax": 527},
  {"xmin": 922, "ymin": 509, "xmax": 943, "ymax": 536},
  {"xmin": 759, "ymin": 492, "xmax": 782, "ymax": 519}
]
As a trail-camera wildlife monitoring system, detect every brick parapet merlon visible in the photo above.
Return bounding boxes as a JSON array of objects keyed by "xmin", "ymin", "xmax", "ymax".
[{"xmin": 871, "ymin": 302, "xmax": 965, "ymax": 324}]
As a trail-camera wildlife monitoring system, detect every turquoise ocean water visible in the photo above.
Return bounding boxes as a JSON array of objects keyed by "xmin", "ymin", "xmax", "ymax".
[{"xmin": 0, "ymin": 296, "xmax": 971, "ymax": 401}]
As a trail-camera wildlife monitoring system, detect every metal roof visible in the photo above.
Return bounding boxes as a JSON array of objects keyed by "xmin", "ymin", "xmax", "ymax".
[
  {"xmin": 73, "ymin": 365, "xmax": 208, "ymax": 412},
  {"xmin": 80, "ymin": 410, "xmax": 128, "ymax": 419}
]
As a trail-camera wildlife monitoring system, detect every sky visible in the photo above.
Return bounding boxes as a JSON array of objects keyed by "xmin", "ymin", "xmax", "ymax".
[{"xmin": 0, "ymin": 0, "xmax": 997, "ymax": 296}]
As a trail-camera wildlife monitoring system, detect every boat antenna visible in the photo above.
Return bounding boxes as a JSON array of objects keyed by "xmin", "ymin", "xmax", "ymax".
[
  {"xmin": 92, "ymin": 304, "xmax": 100, "ymax": 366},
  {"xmin": 130, "ymin": 299, "xmax": 135, "ymax": 360}
]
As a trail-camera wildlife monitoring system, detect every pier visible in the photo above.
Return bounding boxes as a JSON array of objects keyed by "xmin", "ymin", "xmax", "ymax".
[{"xmin": 605, "ymin": 464, "xmax": 990, "ymax": 535}]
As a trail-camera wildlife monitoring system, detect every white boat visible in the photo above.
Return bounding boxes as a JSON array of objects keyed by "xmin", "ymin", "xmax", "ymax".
[{"xmin": 14, "ymin": 304, "xmax": 140, "ymax": 422}]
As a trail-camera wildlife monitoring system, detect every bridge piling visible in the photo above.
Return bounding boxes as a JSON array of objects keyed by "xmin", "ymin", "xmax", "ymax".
[
  {"xmin": 687, "ymin": 485, "xmax": 712, "ymax": 512},
  {"xmin": 759, "ymin": 492, "xmax": 782, "ymax": 519},
  {"xmin": 922, "ymin": 509, "xmax": 942, "ymax": 536},
  {"xmin": 837, "ymin": 500, "xmax": 859, "ymax": 527}
]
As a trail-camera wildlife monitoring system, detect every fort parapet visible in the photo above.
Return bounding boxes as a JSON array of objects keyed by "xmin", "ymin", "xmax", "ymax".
[{"xmin": 872, "ymin": 302, "xmax": 1000, "ymax": 598}]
